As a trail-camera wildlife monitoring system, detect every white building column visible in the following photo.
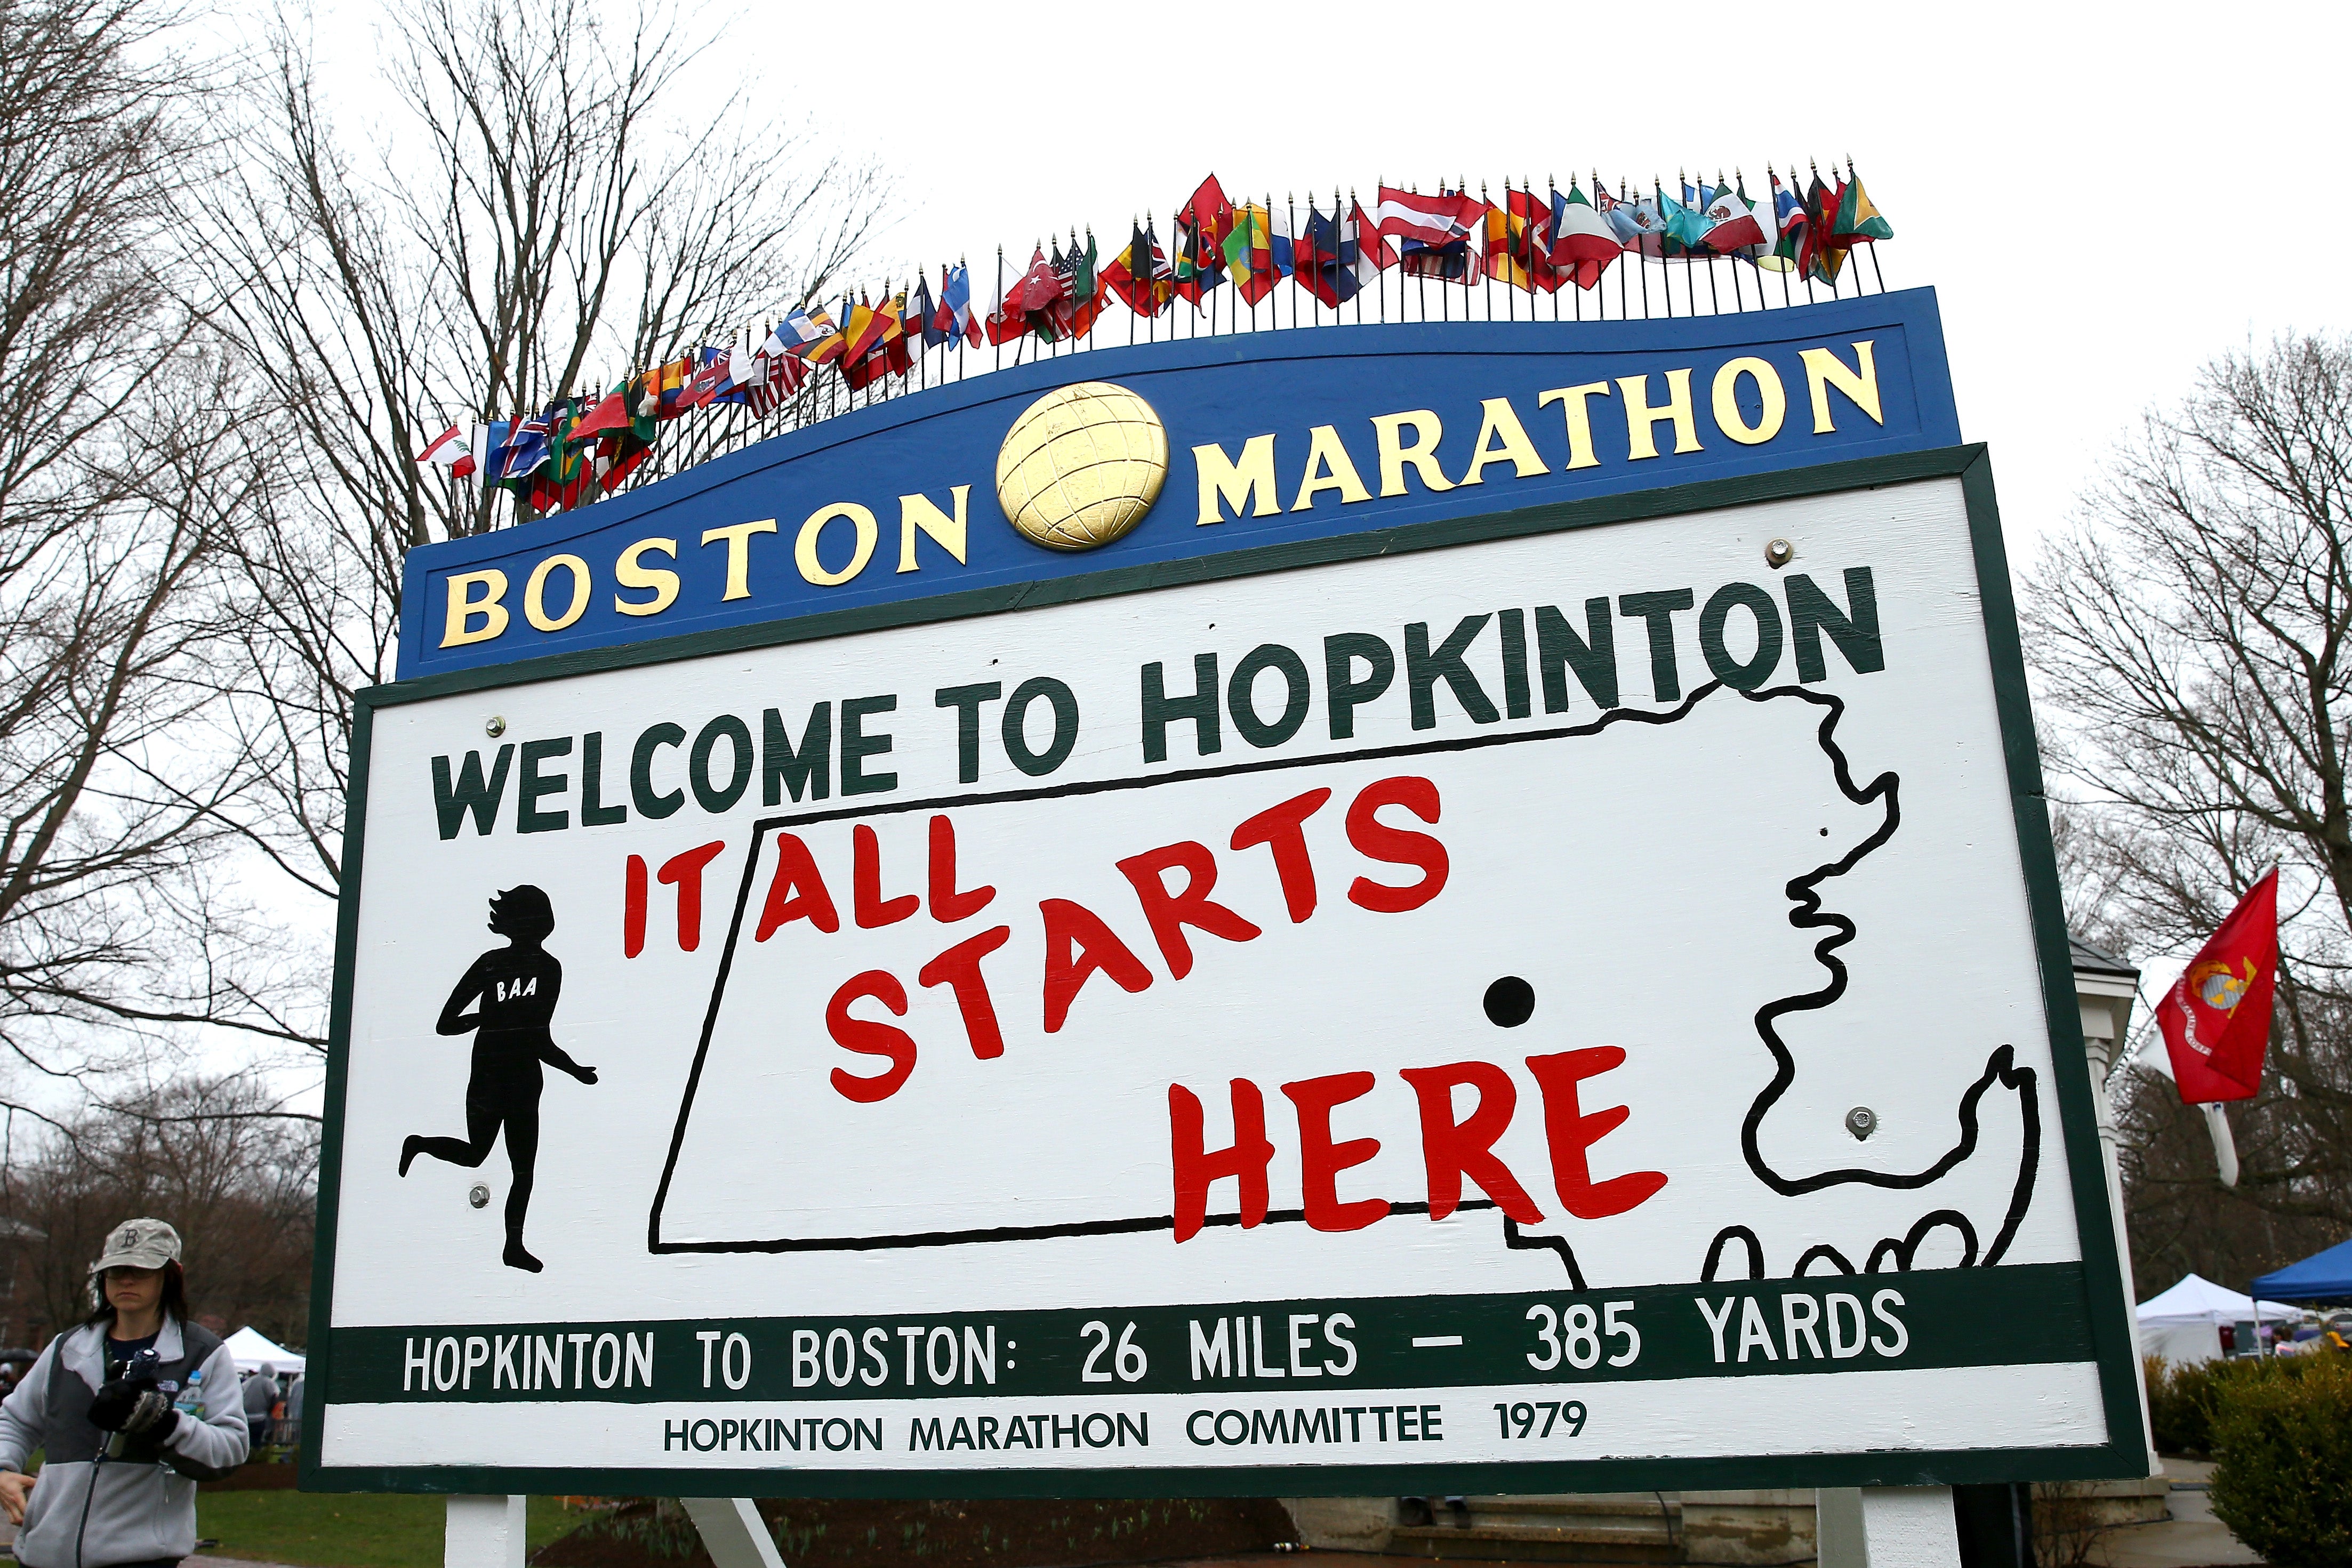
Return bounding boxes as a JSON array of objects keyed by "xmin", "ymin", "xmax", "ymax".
[{"xmin": 2077, "ymin": 951, "xmax": 2164, "ymax": 1475}]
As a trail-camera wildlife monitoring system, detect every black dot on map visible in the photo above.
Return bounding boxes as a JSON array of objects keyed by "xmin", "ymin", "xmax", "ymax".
[
  {"xmin": 1484, "ymin": 976, "xmax": 1535, "ymax": 1028},
  {"xmin": 1819, "ymin": 827, "xmax": 1829, "ymax": 836}
]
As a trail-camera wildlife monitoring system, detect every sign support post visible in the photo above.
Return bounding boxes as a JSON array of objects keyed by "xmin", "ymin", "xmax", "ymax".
[
  {"xmin": 1815, "ymin": 1487, "xmax": 1960, "ymax": 1568},
  {"xmin": 679, "ymin": 1499, "xmax": 789, "ymax": 1568},
  {"xmin": 445, "ymin": 1495, "xmax": 526, "ymax": 1568}
]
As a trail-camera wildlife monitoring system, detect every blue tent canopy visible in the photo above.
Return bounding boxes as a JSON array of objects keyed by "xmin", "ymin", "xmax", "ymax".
[{"xmin": 2253, "ymin": 1237, "xmax": 2352, "ymax": 1305}]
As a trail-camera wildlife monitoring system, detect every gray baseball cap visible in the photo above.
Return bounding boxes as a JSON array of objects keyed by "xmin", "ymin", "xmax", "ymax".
[{"xmin": 90, "ymin": 1217, "xmax": 181, "ymax": 1274}]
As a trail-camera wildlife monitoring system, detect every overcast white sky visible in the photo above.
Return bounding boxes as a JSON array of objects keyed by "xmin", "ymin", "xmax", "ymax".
[
  {"xmin": 290, "ymin": 0, "xmax": 2351, "ymax": 559},
  {"xmin": 728, "ymin": 0, "xmax": 2347, "ymax": 561}
]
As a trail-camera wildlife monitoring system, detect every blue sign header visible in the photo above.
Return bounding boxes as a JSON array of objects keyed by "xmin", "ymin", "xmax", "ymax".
[{"xmin": 397, "ymin": 288, "xmax": 1958, "ymax": 679}]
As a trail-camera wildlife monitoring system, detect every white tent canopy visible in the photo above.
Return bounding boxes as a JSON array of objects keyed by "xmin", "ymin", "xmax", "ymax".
[
  {"xmin": 2137, "ymin": 1273, "xmax": 2298, "ymax": 1325},
  {"xmin": 2136, "ymin": 1273, "xmax": 2299, "ymax": 1365},
  {"xmin": 222, "ymin": 1325, "xmax": 304, "ymax": 1376}
]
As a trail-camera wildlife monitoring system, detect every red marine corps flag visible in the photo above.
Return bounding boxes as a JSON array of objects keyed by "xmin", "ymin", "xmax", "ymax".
[{"xmin": 2160, "ymin": 870, "xmax": 2279, "ymax": 1103}]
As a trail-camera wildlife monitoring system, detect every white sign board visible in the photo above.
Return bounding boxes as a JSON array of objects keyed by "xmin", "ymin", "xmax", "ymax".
[{"xmin": 309, "ymin": 460, "xmax": 2144, "ymax": 1495}]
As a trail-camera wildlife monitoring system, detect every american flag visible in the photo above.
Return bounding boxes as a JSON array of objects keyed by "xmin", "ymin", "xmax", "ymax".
[{"xmin": 743, "ymin": 347, "xmax": 806, "ymax": 419}]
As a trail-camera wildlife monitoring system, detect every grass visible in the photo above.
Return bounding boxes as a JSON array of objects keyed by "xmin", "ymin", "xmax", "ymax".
[{"xmin": 195, "ymin": 1490, "xmax": 576, "ymax": 1568}]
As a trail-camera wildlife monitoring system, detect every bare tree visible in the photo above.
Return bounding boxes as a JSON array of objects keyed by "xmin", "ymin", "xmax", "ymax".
[
  {"xmin": 2115, "ymin": 1065, "xmax": 2348, "ymax": 1295},
  {"xmin": 2032, "ymin": 332, "xmax": 2352, "ymax": 1266},
  {"xmin": 0, "ymin": 0, "xmax": 883, "ymax": 1338},
  {"xmin": 0, "ymin": 1073, "xmax": 318, "ymax": 1345},
  {"xmin": 199, "ymin": 0, "xmax": 886, "ymax": 961},
  {"xmin": 0, "ymin": 0, "xmax": 298, "ymax": 1090}
]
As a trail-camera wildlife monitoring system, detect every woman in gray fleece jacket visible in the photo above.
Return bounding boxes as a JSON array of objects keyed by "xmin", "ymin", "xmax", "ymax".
[{"xmin": 0, "ymin": 1219, "xmax": 250, "ymax": 1568}]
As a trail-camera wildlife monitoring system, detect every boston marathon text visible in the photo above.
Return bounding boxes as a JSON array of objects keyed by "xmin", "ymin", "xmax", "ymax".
[{"xmin": 430, "ymin": 342, "xmax": 1888, "ymax": 655}]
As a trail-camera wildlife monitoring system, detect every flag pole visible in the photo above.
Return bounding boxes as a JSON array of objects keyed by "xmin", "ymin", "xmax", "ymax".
[
  {"xmin": 1181, "ymin": 208, "xmax": 1194, "ymax": 343},
  {"xmin": 1658, "ymin": 175, "xmax": 1677, "ymax": 319},
  {"xmin": 1548, "ymin": 175, "xmax": 1563, "ymax": 325},
  {"xmin": 1258, "ymin": 192, "xmax": 1272, "ymax": 334},
  {"xmin": 1513, "ymin": 177, "xmax": 1526, "ymax": 323},
  {"xmin": 1725, "ymin": 171, "xmax": 1747, "ymax": 315},
  {"xmin": 1458, "ymin": 175, "xmax": 1471, "ymax": 321},
  {"xmin": 1521, "ymin": 178, "xmax": 1534, "ymax": 320},
  {"xmin": 1673, "ymin": 170, "xmax": 1688, "ymax": 316},
  {"xmin": 1721, "ymin": 169, "xmax": 1740, "ymax": 315},
  {"xmin": 1522, "ymin": 177, "xmax": 1536, "ymax": 321},
  {"xmin": 2203, "ymin": 1104, "xmax": 2241, "ymax": 1188},
  {"xmin": 1441, "ymin": 180, "xmax": 1454, "ymax": 324},
  {"xmin": 1196, "ymin": 203, "xmax": 1208, "ymax": 342},
  {"xmin": 1716, "ymin": 171, "xmax": 1737, "ymax": 316},
  {"xmin": 1353, "ymin": 187, "xmax": 1368, "ymax": 329},
  {"xmin": 1522, "ymin": 177, "xmax": 1535, "ymax": 321},
  {"xmin": 1480, "ymin": 180, "xmax": 1493, "ymax": 324},
  {"xmin": 1608, "ymin": 172, "xmax": 1624, "ymax": 322},
  {"xmin": 1770, "ymin": 167, "xmax": 1793, "ymax": 310},
  {"xmin": 1804, "ymin": 160, "xmax": 1822, "ymax": 306},
  {"xmin": 1345, "ymin": 187, "xmax": 1360, "ymax": 329},
  {"xmin": 1701, "ymin": 173, "xmax": 1722, "ymax": 317},
  {"xmin": 1852, "ymin": 158, "xmax": 1888, "ymax": 294},
  {"xmin": 1701, "ymin": 172, "xmax": 1721, "ymax": 316},
  {"xmin": 1409, "ymin": 184, "xmax": 1422, "ymax": 325},
  {"xmin": 1289, "ymin": 190, "xmax": 1302, "ymax": 329},
  {"xmin": 1259, "ymin": 195, "xmax": 1270, "ymax": 334},
  {"xmin": 1628, "ymin": 182, "xmax": 1647, "ymax": 320}
]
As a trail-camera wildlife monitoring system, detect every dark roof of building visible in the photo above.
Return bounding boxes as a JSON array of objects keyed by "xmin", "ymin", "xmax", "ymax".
[{"xmin": 2070, "ymin": 935, "xmax": 2140, "ymax": 982}]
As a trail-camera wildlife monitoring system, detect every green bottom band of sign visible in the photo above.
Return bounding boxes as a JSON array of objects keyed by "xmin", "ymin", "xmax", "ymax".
[{"xmin": 331, "ymin": 1261, "xmax": 2094, "ymax": 1406}]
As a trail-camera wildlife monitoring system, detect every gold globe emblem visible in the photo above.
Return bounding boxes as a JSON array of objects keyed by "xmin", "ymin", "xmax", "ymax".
[{"xmin": 995, "ymin": 381, "xmax": 1168, "ymax": 551}]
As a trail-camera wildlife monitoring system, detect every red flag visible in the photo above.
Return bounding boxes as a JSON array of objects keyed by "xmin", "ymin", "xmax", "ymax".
[
  {"xmin": 1173, "ymin": 175, "xmax": 1235, "ymax": 305},
  {"xmin": 985, "ymin": 247, "xmax": 1067, "ymax": 344},
  {"xmin": 1177, "ymin": 175, "xmax": 1235, "ymax": 252},
  {"xmin": 572, "ymin": 388, "xmax": 631, "ymax": 441},
  {"xmin": 2160, "ymin": 870, "xmax": 2279, "ymax": 1103}
]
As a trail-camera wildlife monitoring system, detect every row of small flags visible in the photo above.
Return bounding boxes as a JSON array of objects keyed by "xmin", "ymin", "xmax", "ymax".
[{"xmin": 416, "ymin": 164, "xmax": 1890, "ymax": 511}]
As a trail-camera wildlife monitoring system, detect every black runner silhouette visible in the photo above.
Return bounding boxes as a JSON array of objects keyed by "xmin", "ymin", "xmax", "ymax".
[{"xmin": 400, "ymin": 885, "xmax": 598, "ymax": 1272}]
